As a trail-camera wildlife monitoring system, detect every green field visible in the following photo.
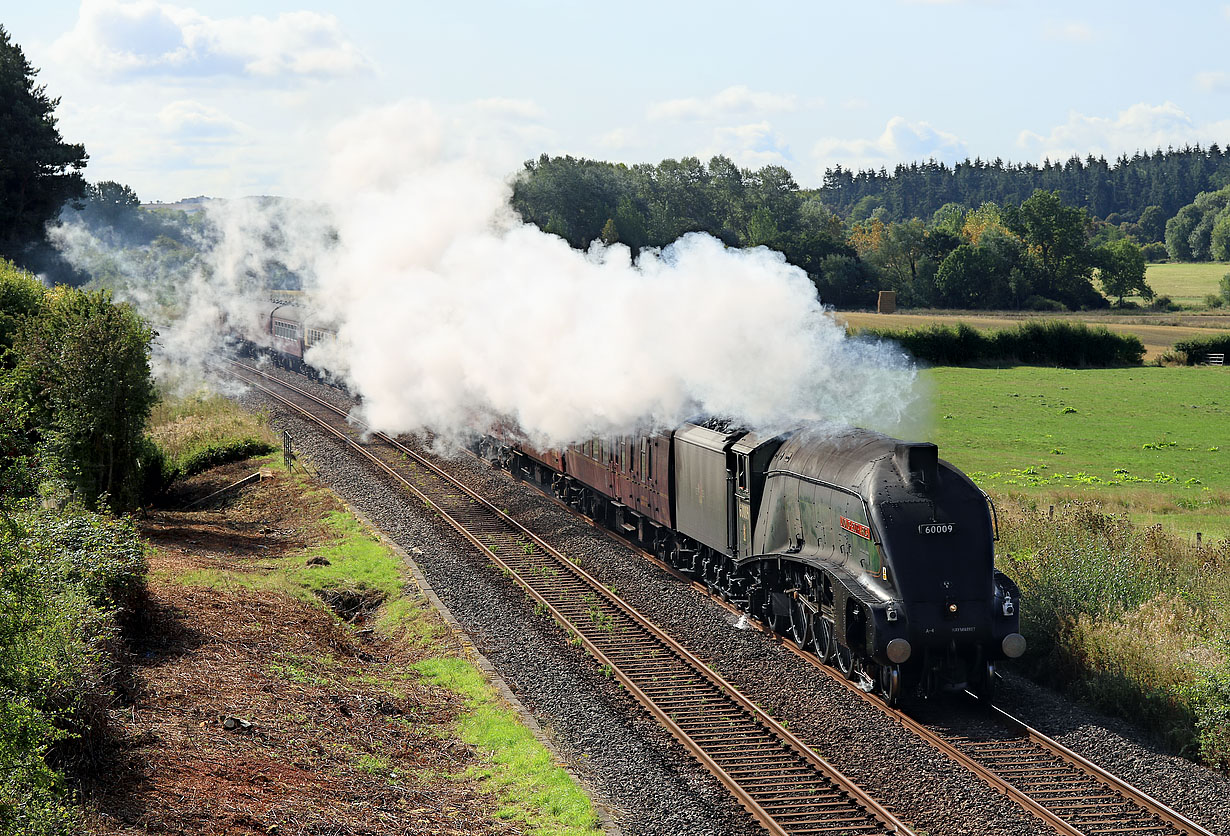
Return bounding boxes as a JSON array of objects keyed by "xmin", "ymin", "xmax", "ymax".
[
  {"xmin": 1144, "ymin": 261, "xmax": 1228, "ymax": 307},
  {"xmin": 924, "ymin": 365, "xmax": 1230, "ymax": 540}
]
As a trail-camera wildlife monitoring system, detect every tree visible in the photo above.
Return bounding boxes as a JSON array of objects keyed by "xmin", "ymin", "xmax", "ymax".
[
  {"xmin": 1095, "ymin": 239, "xmax": 1152, "ymax": 304},
  {"xmin": 79, "ymin": 181, "xmax": 141, "ymax": 227},
  {"xmin": 11, "ymin": 287, "xmax": 157, "ymax": 509},
  {"xmin": 1137, "ymin": 205, "xmax": 1166, "ymax": 242},
  {"xmin": 0, "ymin": 26, "xmax": 88, "ymax": 261},
  {"xmin": 935, "ymin": 243, "xmax": 1011, "ymax": 309},
  {"xmin": 1002, "ymin": 190, "xmax": 1099, "ymax": 308}
]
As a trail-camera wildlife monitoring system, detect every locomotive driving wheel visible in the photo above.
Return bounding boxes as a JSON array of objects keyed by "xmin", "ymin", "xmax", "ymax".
[
  {"xmin": 787, "ymin": 595, "xmax": 814, "ymax": 650},
  {"xmin": 834, "ymin": 640, "xmax": 856, "ymax": 680},
  {"xmin": 815, "ymin": 616, "xmax": 836, "ymax": 664}
]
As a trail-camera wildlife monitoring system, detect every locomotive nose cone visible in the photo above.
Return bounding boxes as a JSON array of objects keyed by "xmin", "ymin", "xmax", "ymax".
[
  {"xmin": 886, "ymin": 638, "xmax": 912, "ymax": 664},
  {"xmin": 1002, "ymin": 633, "xmax": 1027, "ymax": 658}
]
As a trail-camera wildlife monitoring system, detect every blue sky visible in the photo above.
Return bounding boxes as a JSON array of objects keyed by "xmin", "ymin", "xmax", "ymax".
[{"xmin": 9, "ymin": 1, "xmax": 1230, "ymax": 202}]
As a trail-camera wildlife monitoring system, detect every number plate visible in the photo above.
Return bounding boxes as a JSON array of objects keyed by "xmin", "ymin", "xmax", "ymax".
[{"xmin": 918, "ymin": 523, "xmax": 955, "ymax": 535}]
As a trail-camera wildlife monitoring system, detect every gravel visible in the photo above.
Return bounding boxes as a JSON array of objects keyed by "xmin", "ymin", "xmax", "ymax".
[{"xmin": 235, "ymin": 364, "xmax": 1230, "ymax": 836}]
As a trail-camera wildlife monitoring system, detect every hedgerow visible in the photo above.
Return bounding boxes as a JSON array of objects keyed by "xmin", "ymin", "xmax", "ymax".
[
  {"xmin": 858, "ymin": 320, "xmax": 1145, "ymax": 367},
  {"xmin": 1171, "ymin": 334, "xmax": 1230, "ymax": 365},
  {"xmin": 0, "ymin": 502, "xmax": 146, "ymax": 836}
]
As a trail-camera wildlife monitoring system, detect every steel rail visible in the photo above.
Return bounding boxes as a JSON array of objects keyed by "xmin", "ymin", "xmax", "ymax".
[{"xmin": 223, "ymin": 360, "xmax": 914, "ymax": 836}]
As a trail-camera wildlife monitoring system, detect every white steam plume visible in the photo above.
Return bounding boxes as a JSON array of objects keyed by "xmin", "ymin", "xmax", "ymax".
[
  {"xmin": 306, "ymin": 101, "xmax": 920, "ymax": 446},
  {"xmin": 53, "ymin": 98, "xmax": 922, "ymax": 445}
]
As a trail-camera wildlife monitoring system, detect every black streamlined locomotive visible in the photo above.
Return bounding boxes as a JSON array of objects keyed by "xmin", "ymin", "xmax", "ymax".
[{"xmin": 494, "ymin": 421, "xmax": 1025, "ymax": 705}]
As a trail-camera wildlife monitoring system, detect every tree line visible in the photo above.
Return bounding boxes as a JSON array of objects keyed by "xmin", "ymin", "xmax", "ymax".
[
  {"xmin": 513, "ymin": 155, "xmax": 1151, "ymax": 310},
  {"xmin": 820, "ymin": 146, "xmax": 1230, "ymax": 227}
]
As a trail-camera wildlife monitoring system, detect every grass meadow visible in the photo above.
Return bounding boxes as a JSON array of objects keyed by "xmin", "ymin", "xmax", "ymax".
[
  {"xmin": 1143, "ymin": 262, "xmax": 1228, "ymax": 307},
  {"xmin": 923, "ymin": 365, "xmax": 1230, "ymax": 540}
]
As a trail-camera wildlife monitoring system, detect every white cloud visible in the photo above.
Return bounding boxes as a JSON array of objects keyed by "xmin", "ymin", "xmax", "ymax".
[
  {"xmin": 158, "ymin": 100, "xmax": 245, "ymax": 140},
  {"xmin": 1017, "ymin": 102, "xmax": 1230, "ymax": 161},
  {"xmin": 595, "ymin": 127, "xmax": 636, "ymax": 150},
  {"xmin": 52, "ymin": 0, "xmax": 370, "ymax": 80},
  {"xmin": 470, "ymin": 98, "xmax": 546, "ymax": 121},
  {"xmin": 812, "ymin": 116, "xmax": 967, "ymax": 173},
  {"xmin": 1043, "ymin": 20, "xmax": 1094, "ymax": 42},
  {"xmin": 702, "ymin": 122, "xmax": 793, "ymax": 169},
  {"xmin": 648, "ymin": 85, "xmax": 798, "ymax": 122},
  {"xmin": 1196, "ymin": 71, "xmax": 1230, "ymax": 93}
]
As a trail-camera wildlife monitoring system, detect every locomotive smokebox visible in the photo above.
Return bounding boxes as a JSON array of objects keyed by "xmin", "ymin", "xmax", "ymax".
[{"xmin": 893, "ymin": 442, "xmax": 938, "ymax": 491}]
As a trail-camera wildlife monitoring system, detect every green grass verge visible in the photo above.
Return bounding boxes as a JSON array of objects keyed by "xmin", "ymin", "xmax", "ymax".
[
  {"xmin": 1143, "ymin": 262, "xmax": 1228, "ymax": 307},
  {"xmin": 924, "ymin": 365, "xmax": 1230, "ymax": 539},
  {"xmin": 413, "ymin": 658, "xmax": 600, "ymax": 836}
]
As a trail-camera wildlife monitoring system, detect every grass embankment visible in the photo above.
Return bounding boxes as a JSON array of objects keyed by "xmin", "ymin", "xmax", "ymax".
[
  {"xmin": 155, "ymin": 461, "xmax": 599, "ymax": 834},
  {"xmin": 998, "ymin": 503, "xmax": 1229, "ymax": 769},
  {"xmin": 146, "ymin": 391, "xmax": 278, "ymax": 482}
]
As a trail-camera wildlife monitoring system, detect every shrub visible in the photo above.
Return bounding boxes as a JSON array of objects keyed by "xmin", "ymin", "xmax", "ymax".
[
  {"xmin": 0, "ymin": 502, "xmax": 147, "ymax": 835},
  {"xmin": 1141, "ymin": 242, "xmax": 1169, "ymax": 262},
  {"xmin": 1171, "ymin": 334, "xmax": 1230, "ymax": 365},
  {"xmin": 1206, "ymin": 294, "xmax": 1226, "ymax": 309},
  {"xmin": 172, "ymin": 438, "xmax": 276, "ymax": 481},
  {"xmin": 858, "ymin": 320, "xmax": 1145, "ymax": 367}
]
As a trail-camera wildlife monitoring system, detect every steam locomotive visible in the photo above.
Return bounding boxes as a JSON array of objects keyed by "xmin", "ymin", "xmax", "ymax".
[
  {"xmin": 487, "ymin": 421, "xmax": 1024, "ymax": 705},
  {"xmin": 244, "ymin": 300, "xmax": 1024, "ymax": 704}
]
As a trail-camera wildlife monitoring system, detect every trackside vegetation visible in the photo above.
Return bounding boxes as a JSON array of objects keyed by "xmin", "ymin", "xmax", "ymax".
[
  {"xmin": 998, "ymin": 503, "xmax": 1230, "ymax": 769},
  {"xmin": 858, "ymin": 320, "xmax": 1146, "ymax": 367},
  {"xmin": 145, "ymin": 392, "xmax": 278, "ymax": 486},
  {"xmin": 0, "ymin": 503, "xmax": 146, "ymax": 836}
]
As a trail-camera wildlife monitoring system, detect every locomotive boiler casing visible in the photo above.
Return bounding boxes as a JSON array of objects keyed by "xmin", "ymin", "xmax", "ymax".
[{"xmin": 754, "ymin": 427, "xmax": 1022, "ymax": 681}]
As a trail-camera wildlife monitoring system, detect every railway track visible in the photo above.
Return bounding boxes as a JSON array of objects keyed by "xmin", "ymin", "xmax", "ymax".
[
  {"xmin": 540, "ymin": 478, "xmax": 1219, "ymax": 836},
  {"xmin": 223, "ymin": 359, "xmax": 914, "ymax": 836},
  {"xmin": 226, "ymin": 359, "xmax": 1219, "ymax": 836}
]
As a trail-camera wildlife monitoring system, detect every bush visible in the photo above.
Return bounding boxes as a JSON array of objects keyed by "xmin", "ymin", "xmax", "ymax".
[
  {"xmin": 0, "ymin": 502, "xmax": 147, "ymax": 835},
  {"xmin": 1141, "ymin": 242, "xmax": 1169, "ymax": 262},
  {"xmin": 858, "ymin": 320, "xmax": 1145, "ymax": 367},
  {"xmin": 172, "ymin": 438, "xmax": 276, "ymax": 481},
  {"xmin": 1172, "ymin": 334, "xmax": 1230, "ymax": 365},
  {"xmin": 1206, "ymin": 294, "xmax": 1226, "ymax": 309}
]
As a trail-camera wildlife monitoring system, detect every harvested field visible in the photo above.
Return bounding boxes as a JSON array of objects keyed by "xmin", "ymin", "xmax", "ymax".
[{"xmin": 838, "ymin": 310, "xmax": 1230, "ymax": 360}]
